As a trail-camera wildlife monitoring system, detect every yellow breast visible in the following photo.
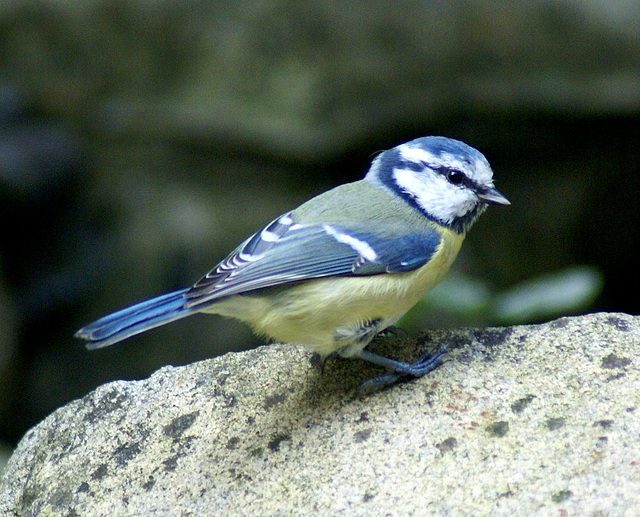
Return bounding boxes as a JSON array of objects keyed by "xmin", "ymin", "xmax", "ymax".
[{"xmin": 207, "ymin": 227, "xmax": 465, "ymax": 356}]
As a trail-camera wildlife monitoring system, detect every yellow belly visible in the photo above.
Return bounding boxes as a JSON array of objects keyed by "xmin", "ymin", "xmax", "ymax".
[{"xmin": 203, "ymin": 229, "xmax": 464, "ymax": 356}]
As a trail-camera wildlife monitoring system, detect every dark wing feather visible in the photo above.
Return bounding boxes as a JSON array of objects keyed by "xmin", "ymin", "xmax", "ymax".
[{"xmin": 185, "ymin": 213, "xmax": 441, "ymax": 308}]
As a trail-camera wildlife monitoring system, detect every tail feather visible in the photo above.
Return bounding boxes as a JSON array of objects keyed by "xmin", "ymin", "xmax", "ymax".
[{"xmin": 75, "ymin": 289, "xmax": 194, "ymax": 350}]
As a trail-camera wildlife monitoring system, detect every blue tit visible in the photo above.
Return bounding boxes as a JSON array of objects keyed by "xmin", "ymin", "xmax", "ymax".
[{"xmin": 76, "ymin": 136, "xmax": 509, "ymax": 389}]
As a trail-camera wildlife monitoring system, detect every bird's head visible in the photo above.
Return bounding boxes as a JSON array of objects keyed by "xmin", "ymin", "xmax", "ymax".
[{"xmin": 367, "ymin": 136, "xmax": 510, "ymax": 234}]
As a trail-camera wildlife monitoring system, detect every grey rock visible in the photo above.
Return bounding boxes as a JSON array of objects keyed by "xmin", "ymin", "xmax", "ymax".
[{"xmin": 1, "ymin": 312, "xmax": 639, "ymax": 515}]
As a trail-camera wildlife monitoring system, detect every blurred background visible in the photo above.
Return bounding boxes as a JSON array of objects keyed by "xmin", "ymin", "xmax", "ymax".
[{"xmin": 1, "ymin": 0, "xmax": 639, "ymax": 462}]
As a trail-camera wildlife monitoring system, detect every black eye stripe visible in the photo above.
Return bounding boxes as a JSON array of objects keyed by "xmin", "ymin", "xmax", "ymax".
[
  {"xmin": 394, "ymin": 154, "xmax": 474, "ymax": 188},
  {"xmin": 432, "ymin": 166, "xmax": 475, "ymax": 189},
  {"xmin": 380, "ymin": 149, "xmax": 480, "ymax": 197},
  {"xmin": 396, "ymin": 158, "xmax": 425, "ymax": 173}
]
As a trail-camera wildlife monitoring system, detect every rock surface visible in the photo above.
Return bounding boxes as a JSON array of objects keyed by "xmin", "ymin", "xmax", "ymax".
[{"xmin": 1, "ymin": 312, "xmax": 639, "ymax": 516}]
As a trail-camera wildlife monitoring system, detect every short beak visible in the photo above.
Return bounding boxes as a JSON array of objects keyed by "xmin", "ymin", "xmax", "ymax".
[{"xmin": 478, "ymin": 187, "xmax": 510, "ymax": 206}]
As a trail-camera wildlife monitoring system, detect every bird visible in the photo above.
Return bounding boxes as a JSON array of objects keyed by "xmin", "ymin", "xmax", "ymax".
[{"xmin": 76, "ymin": 136, "xmax": 509, "ymax": 390}]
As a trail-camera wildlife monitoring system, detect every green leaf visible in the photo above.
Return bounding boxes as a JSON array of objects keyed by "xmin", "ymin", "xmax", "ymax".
[{"xmin": 493, "ymin": 266, "xmax": 604, "ymax": 324}]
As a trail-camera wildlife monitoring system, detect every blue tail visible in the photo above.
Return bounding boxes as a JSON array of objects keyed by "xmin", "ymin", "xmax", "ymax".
[{"xmin": 75, "ymin": 289, "xmax": 194, "ymax": 350}]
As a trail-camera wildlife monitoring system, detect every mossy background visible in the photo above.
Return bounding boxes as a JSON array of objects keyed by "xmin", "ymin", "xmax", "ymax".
[{"xmin": 0, "ymin": 0, "xmax": 638, "ymax": 448}]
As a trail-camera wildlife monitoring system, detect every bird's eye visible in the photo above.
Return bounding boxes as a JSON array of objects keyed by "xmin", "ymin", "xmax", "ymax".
[{"xmin": 447, "ymin": 170, "xmax": 464, "ymax": 185}]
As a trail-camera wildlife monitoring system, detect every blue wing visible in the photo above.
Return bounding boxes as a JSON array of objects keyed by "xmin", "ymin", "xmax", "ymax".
[{"xmin": 185, "ymin": 212, "xmax": 441, "ymax": 307}]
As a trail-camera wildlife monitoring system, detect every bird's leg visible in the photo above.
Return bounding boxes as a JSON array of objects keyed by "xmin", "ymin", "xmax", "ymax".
[
  {"xmin": 334, "ymin": 320, "xmax": 448, "ymax": 393},
  {"xmin": 356, "ymin": 344, "xmax": 448, "ymax": 394}
]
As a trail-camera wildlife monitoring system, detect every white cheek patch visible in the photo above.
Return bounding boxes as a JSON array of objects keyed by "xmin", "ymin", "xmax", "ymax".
[
  {"xmin": 323, "ymin": 225, "xmax": 378, "ymax": 262},
  {"xmin": 393, "ymin": 168, "xmax": 476, "ymax": 224}
]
